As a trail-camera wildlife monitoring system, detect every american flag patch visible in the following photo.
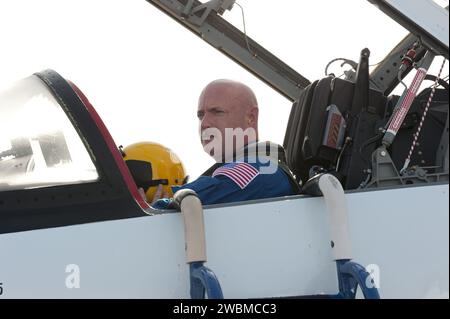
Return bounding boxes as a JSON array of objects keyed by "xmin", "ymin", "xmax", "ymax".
[{"xmin": 212, "ymin": 162, "xmax": 260, "ymax": 189}]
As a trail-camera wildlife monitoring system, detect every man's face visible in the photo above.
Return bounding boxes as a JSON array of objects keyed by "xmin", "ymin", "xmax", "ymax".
[{"xmin": 197, "ymin": 85, "xmax": 249, "ymax": 159}]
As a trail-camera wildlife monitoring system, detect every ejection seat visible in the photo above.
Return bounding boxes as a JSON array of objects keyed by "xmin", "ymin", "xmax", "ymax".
[{"xmin": 283, "ymin": 50, "xmax": 449, "ymax": 190}]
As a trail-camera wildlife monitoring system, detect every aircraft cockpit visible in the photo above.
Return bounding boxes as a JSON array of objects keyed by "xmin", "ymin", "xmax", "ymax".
[
  {"xmin": 0, "ymin": 70, "xmax": 149, "ymax": 234},
  {"xmin": 0, "ymin": 75, "xmax": 98, "ymax": 191},
  {"xmin": 0, "ymin": 0, "xmax": 448, "ymax": 299}
]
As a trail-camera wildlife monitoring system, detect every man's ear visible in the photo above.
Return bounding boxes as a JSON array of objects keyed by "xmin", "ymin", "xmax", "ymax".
[{"xmin": 247, "ymin": 106, "xmax": 259, "ymax": 125}]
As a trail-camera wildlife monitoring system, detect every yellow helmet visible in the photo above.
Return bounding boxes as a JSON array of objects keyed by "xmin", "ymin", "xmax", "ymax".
[{"xmin": 121, "ymin": 142, "xmax": 187, "ymax": 202}]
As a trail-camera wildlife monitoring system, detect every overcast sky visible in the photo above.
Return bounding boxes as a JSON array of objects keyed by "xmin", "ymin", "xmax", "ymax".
[{"xmin": 0, "ymin": 0, "xmax": 448, "ymax": 179}]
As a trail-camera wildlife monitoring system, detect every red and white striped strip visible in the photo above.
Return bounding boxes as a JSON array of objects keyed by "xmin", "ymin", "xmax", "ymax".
[
  {"xmin": 387, "ymin": 68, "xmax": 427, "ymax": 134},
  {"xmin": 212, "ymin": 162, "xmax": 260, "ymax": 189}
]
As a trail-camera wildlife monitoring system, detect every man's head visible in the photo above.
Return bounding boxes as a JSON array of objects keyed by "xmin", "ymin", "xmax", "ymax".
[{"xmin": 197, "ymin": 79, "xmax": 259, "ymax": 161}]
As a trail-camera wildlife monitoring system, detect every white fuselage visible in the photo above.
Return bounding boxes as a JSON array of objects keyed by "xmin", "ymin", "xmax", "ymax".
[{"xmin": 0, "ymin": 183, "xmax": 448, "ymax": 298}]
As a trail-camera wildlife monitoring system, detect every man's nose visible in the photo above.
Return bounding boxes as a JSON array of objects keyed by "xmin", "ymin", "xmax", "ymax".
[{"xmin": 200, "ymin": 113, "xmax": 212, "ymax": 130}]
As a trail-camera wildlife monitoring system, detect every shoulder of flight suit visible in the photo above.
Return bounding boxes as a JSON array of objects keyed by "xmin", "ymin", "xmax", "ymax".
[{"xmin": 152, "ymin": 160, "xmax": 292, "ymax": 209}]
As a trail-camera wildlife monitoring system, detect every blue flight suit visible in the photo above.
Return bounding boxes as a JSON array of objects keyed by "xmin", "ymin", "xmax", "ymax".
[{"xmin": 152, "ymin": 154, "xmax": 295, "ymax": 209}]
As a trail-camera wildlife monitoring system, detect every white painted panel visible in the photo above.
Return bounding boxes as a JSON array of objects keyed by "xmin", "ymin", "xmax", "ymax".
[{"xmin": 0, "ymin": 184, "xmax": 448, "ymax": 298}]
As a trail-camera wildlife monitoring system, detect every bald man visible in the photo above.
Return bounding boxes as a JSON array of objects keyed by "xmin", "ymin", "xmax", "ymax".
[
  {"xmin": 152, "ymin": 79, "xmax": 298, "ymax": 209},
  {"xmin": 197, "ymin": 79, "xmax": 259, "ymax": 161}
]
